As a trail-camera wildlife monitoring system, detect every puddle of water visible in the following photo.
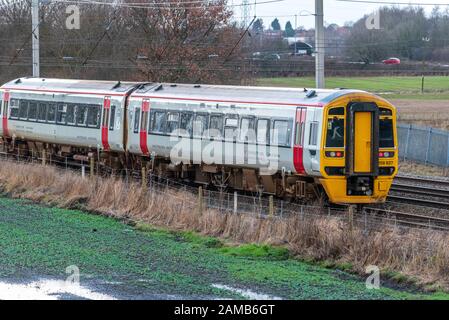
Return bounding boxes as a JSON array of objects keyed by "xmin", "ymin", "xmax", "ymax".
[
  {"xmin": 212, "ymin": 284, "xmax": 282, "ymax": 300},
  {"xmin": 0, "ymin": 279, "xmax": 116, "ymax": 300}
]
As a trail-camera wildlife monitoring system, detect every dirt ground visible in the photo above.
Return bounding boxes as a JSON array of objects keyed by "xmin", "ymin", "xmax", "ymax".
[
  {"xmin": 399, "ymin": 161, "xmax": 449, "ymax": 177},
  {"xmin": 391, "ymin": 99, "xmax": 449, "ymax": 130}
]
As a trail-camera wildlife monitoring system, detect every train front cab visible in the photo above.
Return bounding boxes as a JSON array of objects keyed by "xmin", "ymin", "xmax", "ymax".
[{"xmin": 319, "ymin": 93, "xmax": 398, "ymax": 204}]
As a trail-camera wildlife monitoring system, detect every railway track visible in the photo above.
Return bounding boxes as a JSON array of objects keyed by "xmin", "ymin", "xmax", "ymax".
[
  {"xmin": 364, "ymin": 207, "xmax": 449, "ymax": 231},
  {"xmin": 388, "ymin": 175, "xmax": 449, "ymax": 209}
]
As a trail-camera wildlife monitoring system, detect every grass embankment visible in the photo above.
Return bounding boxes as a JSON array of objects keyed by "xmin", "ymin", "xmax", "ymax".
[
  {"xmin": 256, "ymin": 76, "xmax": 449, "ymax": 97},
  {"xmin": 0, "ymin": 196, "xmax": 445, "ymax": 299},
  {"xmin": 0, "ymin": 160, "xmax": 449, "ymax": 296}
]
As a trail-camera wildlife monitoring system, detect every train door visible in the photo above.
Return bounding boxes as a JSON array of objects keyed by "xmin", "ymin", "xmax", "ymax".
[
  {"xmin": 293, "ymin": 107, "xmax": 306, "ymax": 174},
  {"xmin": 2, "ymin": 91, "xmax": 9, "ymax": 136},
  {"xmin": 346, "ymin": 102, "xmax": 379, "ymax": 195},
  {"xmin": 101, "ymin": 96, "xmax": 111, "ymax": 150},
  {"xmin": 139, "ymin": 99, "xmax": 150, "ymax": 155},
  {"xmin": 354, "ymin": 112, "xmax": 372, "ymax": 172}
]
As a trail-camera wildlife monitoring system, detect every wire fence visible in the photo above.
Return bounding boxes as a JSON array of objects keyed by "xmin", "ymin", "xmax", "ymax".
[
  {"xmin": 398, "ymin": 123, "xmax": 449, "ymax": 168},
  {"xmin": 0, "ymin": 145, "xmax": 447, "ymax": 233}
]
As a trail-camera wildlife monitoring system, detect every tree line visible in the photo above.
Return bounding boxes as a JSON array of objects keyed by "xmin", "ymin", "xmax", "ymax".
[
  {"xmin": 0, "ymin": 0, "xmax": 250, "ymax": 84},
  {"xmin": 346, "ymin": 6, "xmax": 449, "ymax": 63}
]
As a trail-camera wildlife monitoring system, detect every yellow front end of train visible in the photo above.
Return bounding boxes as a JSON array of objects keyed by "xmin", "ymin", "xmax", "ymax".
[{"xmin": 319, "ymin": 93, "xmax": 398, "ymax": 204}]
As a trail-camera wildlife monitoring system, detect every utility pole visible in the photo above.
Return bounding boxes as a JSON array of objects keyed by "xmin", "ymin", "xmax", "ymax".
[
  {"xmin": 32, "ymin": 0, "xmax": 40, "ymax": 77},
  {"xmin": 315, "ymin": 0, "xmax": 324, "ymax": 88},
  {"xmin": 241, "ymin": 0, "xmax": 252, "ymax": 28},
  {"xmin": 294, "ymin": 14, "xmax": 297, "ymax": 55}
]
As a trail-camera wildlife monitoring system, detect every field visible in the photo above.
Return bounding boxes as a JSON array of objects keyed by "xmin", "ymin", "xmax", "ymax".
[
  {"xmin": 0, "ymin": 196, "xmax": 446, "ymax": 300},
  {"xmin": 1, "ymin": 160, "xmax": 449, "ymax": 299},
  {"xmin": 256, "ymin": 76, "xmax": 449, "ymax": 94},
  {"xmin": 257, "ymin": 76, "xmax": 449, "ymax": 130}
]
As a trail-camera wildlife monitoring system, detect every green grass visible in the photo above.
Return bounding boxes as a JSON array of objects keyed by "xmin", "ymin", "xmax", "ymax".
[
  {"xmin": 0, "ymin": 196, "xmax": 448, "ymax": 300},
  {"xmin": 256, "ymin": 76, "xmax": 449, "ymax": 95}
]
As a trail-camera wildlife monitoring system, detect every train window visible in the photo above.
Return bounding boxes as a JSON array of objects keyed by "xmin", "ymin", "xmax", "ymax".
[
  {"xmin": 167, "ymin": 112, "xmax": 179, "ymax": 134},
  {"xmin": 47, "ymin": 104, "xmax": 57, "ymax": 123},
  {"xmin": 328, "ymin": 107, "xmax": 344, "ymax": 116},
  {"xmin": 272, "ymin": 120, "xmax": 290, "ymax": 146},
  {"xmin": 295, "ymin": 122, "xmax": 304, "ymax": 146},
  {"xmin": 87, "ymin": 105, "xmax": 100, "ymax": 127},
  {"xmin": 224, "ymin": 115, "xmax": 239, "ymax": 141},
  {"xmin": 28, "ymin": 102, "xmax": 38, "ymax": 121},
  {"xmin": 257, "ymin": 119, "xmax": 270, "ymax": 145},
  {"xmin": 240, "ymin": 117, "xmax": 255, "ymax": 143},
  {"xmin": 133, "ymin": 107, "xmax": 141, "ymax": 133},
  {"xmin": 76, "ymin": 105, "xmax": 87, "ymax": 126},
  {"xmin": 37, "ymin": 103, "xmax": 47, "ymax": 122},
  {"xmin": 326, "ymin": 117, "xmax": 344, "ymax": 148},
  {"xmin": 19, "ymin": 100, "xmax": 28, "ymax": 119},
  {"xmin": 141, "ymin": 110, "xmax": 149, "ymax": 133},
  {"xmin": 379, "ymin": 108, "xmax": 392, "ymax": 116},
  {"xmin": 150, "ymin": 110, "xmax": 166, "ymax": 134},
  {"xmin": 379, "ymin": 118, "xmax": 394, "ymax": 148},
  {"xmin": 57, "ymin": 104, "xmax": 67, "ymax": 124},
  {"xmin": 102, "ymin": 108, "xmax": 109, "ymax": 129},
  {"xmin": 180, "ymin": 112, "xmax": 193, "ymax": 136},
  {"xmin": 109, "ymin": 105, "xmax": 116, "ymax": 131},
  {"xmin": 309, "ymin": 122, "xmax": 319, "ymax": 146},
  {"xmin": 193, "ymin": 114, "xmax": 208, "ymax": 137},
  {"xmin": 66, "ymin": 104, "xmax": 76, "ymax": 125},
  {"xmin": 209, "ymin": 114, "xmax": 224, "ymax": 138},
  {"xmin": 9, "ymin": 99, "xmax": 19, "ymax": 119}
]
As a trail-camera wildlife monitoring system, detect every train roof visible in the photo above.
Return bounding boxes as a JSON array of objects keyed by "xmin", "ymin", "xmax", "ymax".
[
  {"xmin": 1, "ymin": 78, "xmax": 143, "ymax": 95},
  {"xmin": 1, "ymin": 77, "xmax": 372, "ymax": 106}
]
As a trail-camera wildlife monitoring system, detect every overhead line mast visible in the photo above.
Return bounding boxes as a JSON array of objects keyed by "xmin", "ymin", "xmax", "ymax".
[
  {"xmin": 315, "ymin": 0, "xmax": 324, "ymax": 88},
  {"xmin": 31, "ymin": 0, "xmax": 40, "ymax": 77}
]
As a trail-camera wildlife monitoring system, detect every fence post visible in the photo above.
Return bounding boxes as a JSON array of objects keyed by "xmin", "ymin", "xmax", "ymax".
[
  {"xmin": 404, "ymin": 124, "xmax": 412, "ymax": 161},
  {"xmin": 348, "ymin": 205, "xmax": 355, "ymax": 235},
  {"xmin": 269, "ymin": 195, "xmax": 274, "ymax": 217},
  {"xmin": 141, "ymin": 166, "xmax": 147, "ymax": 189},
  {"xmin": 90, "ymin": 157, "xmax": 95, "ymax": 177},
  {"xmin": 42, "ymin": 149, "xmax": 46, "ymax": 166},
  {"xmin": 233, "ymin": 191, "xmax": 238, "ymax": 214},
  {"xmin": 81, "ymin": 165, "xmax": 86, "ymax": 178},
  {"xmin": 446, "ymin": 134, "xmax": 449, "ymax": 174},
  {"xmin": 425, "ymin": 127, "xmax": 432, "ymax": 164},
  {"xmin": 421, "ymin": 75, "xmax": 425, "ymax": 94},
  {"xmin": 197, "ymin": 186, "xmax": 203, "ymax": 217}
]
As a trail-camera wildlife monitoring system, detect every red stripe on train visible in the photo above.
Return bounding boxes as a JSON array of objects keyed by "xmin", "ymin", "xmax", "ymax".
[
  {"xmin": 140, "ymin": 100, "xmax": 150, "ymax": 155},
  {"xmin": 2, "ymin": 91, "xmax": 10, "ymax": 137},
  {"xmin": 101, "ymin": 97, "xmax": 111, "ymax": 151},
  {"xmin": 293, "ymin": 107, "xmax": 306, "ymax": 174}
]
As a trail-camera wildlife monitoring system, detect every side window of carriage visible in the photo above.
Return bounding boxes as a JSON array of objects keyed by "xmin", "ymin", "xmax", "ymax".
[
  {"xmin": 325, "ymin": 107, "xmax": 345, "ymax": 148},
  {"xmin": 9, "ymin": 99, "xmax": 20, "ymax": 119},
  {"xmin": 133, "ymin": 107, "xmax": 141, "ymax": 134}
]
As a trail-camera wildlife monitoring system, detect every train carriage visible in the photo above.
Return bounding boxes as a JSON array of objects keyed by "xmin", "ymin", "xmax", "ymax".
[
  {"xmin": 0, "ymin": 77, "xmax": 398, "ymax": 204},
  {"xmin": 0, "ymin": 78, "xmax": 140, "ymax": 164},
  {"xmin": 127, "ymin": 83, "xmax": 398, "ymax": 204}
]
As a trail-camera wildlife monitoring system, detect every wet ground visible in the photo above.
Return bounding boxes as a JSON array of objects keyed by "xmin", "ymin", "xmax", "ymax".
[{"xmin": 0, "ymin": 197, "xmax": 444, "ymax": 300}]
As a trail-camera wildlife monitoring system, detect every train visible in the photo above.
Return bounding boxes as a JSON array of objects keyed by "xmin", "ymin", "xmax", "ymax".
[{"xmin": 0, "ymin": 77, "xmax": 398, "ymax": 204}]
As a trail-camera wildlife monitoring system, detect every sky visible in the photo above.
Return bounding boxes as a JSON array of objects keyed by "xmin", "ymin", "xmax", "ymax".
[{"xmin": 230, "ymin": 0, "xmax": 449, "ymax": 29}]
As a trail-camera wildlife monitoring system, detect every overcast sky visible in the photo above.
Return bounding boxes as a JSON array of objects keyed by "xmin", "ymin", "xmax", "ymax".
[{"xmin": 230, "ymin": 0, "xmax": 449, "ymax": 28}]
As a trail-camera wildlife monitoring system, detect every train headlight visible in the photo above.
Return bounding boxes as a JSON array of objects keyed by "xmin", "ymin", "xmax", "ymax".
[
  {"xmin": 379, "ymin": 151, "xmax": 394, "ymax": 158},
  {"xmin": 325, "ymin": 151, "xmax": 344, "ymax": 158}
]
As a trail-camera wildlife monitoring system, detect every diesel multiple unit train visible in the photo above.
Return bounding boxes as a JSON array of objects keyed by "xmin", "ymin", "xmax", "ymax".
[{"xmin": 0, "ymin": 77, "xmax": 398, "ymax": 204}]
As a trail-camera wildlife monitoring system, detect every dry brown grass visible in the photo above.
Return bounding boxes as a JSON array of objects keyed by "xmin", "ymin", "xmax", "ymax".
[
  {"xmin": 1, "ymin": 160, "xmax": 449, "ymax": 290},
  {"xmin": 399, "ymin": 161, "xmax": 449, "ymax": 177},
  {"xmin": 392, "ymin": 99, "xmax": 449, "ymax": 130}
]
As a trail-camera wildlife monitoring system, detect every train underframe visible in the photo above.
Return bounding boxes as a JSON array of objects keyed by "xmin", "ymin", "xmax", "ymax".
[{"xmin": 1, "ymin": 137, "xmax": 323, "ymax": 202}]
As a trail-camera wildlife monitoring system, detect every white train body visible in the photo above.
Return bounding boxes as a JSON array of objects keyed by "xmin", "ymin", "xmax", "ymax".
[{"xmin": 0, "ymin": 78, "xmax": 398, "ymax": 204}]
